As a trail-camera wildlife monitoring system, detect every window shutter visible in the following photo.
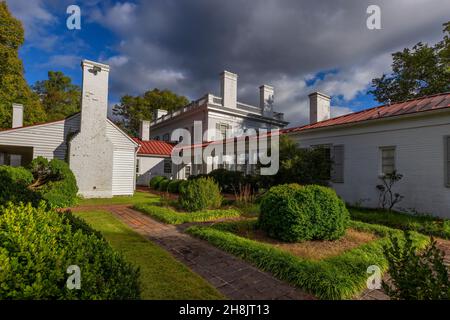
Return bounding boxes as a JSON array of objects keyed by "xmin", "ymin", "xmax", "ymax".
[
  {"xmin": 331, "ymin": 145, "xmax": 344, "ymax": 183},
  {"xmin": 446, "ymin": 137, "xmax": 450, "ymax": 187}
]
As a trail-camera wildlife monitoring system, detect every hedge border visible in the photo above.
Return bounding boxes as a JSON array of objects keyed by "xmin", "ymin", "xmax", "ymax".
[
  {"xmin": 133, "ymin": 203, "xmax": 240, "ymax": 224},
  {"xmin": 186, "ymin": 220, "xmax": 429, "ymax": 299}
]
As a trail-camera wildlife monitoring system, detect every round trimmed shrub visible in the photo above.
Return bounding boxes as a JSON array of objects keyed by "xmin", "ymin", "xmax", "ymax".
[
  {"xmin": 0, "ymin": 165, "xmax": 40, "ymax": 205},
  {"xmin": 158, "ymin": 179, "xmax": 170, "ymax": 192},
  {"xmin": 168, "ymin": 179, "xmax": 182, "ymax": 193},
  {"xmin": 179, "ymin": 177, "xmax": 222, "ymax": 212},
  {"xmin": 149, "ymin": 176, "xmax": 166, "ymax": 189},
  {"xmin": 29, "ymin": 157, "xmax": 78, "ymax": 208},
  {"xmin": 259, "ymin": 184, "xmax": 349, "ymax": 242},
  {"xmin": 0, "ymin": 202, "xmax": 140, "ymax": 299}
]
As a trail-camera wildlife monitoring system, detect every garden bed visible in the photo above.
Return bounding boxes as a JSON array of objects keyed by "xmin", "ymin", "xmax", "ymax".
[
  {"xmin": 186, "ymin": 220, "xmax": 429, "ymax": 299},
  {"xmin": 349, "ymin": 207, "xmax": 450, "ymax": 239},
  {"xmin": 134, "ymin": 203, "xmax": 241, "ymax": 224}
]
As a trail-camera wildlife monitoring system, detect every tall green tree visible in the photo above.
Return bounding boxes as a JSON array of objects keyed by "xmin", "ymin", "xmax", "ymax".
[
  {"xmin": 0, "ymin": 1, "xmax": 46, "ymax": 128},
  {"xmin": 113, "ymin": 88, "xmax": 189, "ymax": 136},
  {"xmin": 369, "ymin": 22, "xmax": 450, "ymax": 104},
  {"xmin": 32, "ymin": 71, "xmax": 81, "ymax": 121}
]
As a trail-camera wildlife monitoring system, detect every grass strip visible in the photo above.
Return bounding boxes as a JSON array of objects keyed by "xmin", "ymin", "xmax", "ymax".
[
  {"xmin": 134, "ymin": 203, "xmax": 240, "ymax": 224},
  {"xmin": 186, "ymin": 220, "xmax": 429, "ymax": 300}
]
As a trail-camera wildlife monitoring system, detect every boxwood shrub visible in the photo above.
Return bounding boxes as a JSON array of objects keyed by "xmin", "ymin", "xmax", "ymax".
[
  {"xmin": 149, "ymin": 176, "xmax": 166, "ymax": 189},
  {"xmin": 179, "ymin": 177, "xmax": 222, "ymax": 212},
  {"xmin": 259, "ymin": 184, "xmax": 349, "ymax": 242},
  {"xmin": 0, "ymin": 202, "xmax": 140, "ymax": 299},
  {"xmin": 167, "ymin": 179, "xmax": 183, "ymax": 193},
  {"xmin": 29, "ymin": 158, "xmax": 79, "ymax": 208},
  {"xmin": 158, "ymin": 179, "xmax": 170, "ymax": 192},
  {"xmin": 0, "ymin": 165, "xmax": 41, "ymax": 205}
]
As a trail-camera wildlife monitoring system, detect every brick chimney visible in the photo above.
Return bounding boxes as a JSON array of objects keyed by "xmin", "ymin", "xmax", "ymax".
[
  {"xmin": 12, "ymin": 103, "xmax": 23, "ymax": 128},
  {"xmin": 259, "ymin": 85, "xmax": 274, "ymax": 117},
  {"xmin": 220, "ymin": 71, "xmax": 238, "ymax": 108},
  {"xmin": 309, "ymin": 92, "xmax": 330, "ymax": 124},
  {"xmin": 139, "ymin": 120, "xmax": 150, "ymax": 141}
]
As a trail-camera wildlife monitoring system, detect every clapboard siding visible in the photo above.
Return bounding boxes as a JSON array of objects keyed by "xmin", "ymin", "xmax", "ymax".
[
  {"xmin": 0, "ymin": 114, "xmax": 81, "ymax": 160},
  {"xmin": 107, "ymin": 120, "xmax": 137, "ymax": 195}
]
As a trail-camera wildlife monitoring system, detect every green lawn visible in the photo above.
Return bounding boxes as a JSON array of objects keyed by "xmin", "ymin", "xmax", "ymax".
[
  {"xmin": 74, "ymin": 210, "xmax": 224, "ymax": 300},
  {"xmin": 77, "ymin": 191, "xmax": 159, "ymax": 206},
  {"xmin": 349, "ymin": 207, "xmax": 450, "ymax": 239}
]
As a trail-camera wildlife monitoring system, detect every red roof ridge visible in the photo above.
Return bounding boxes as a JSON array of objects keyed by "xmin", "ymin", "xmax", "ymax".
[{"xmin": 284, "ymin": 92, "xmax": 450, "ymax": 133}]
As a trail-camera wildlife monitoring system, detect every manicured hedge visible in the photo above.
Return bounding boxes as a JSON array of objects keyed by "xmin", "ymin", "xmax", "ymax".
[
  {"xmin": 179, "ymin": 177, "xmax": 222, "ymax": 211},
  {"xmin": 158, "ymin": 179, "xmax": 170, "ymax": 192},
  {"xmin": 149, "ymin": 176, "xmax": 166, "ymax": 189},
  {"xmin": 0, "ymin": 202, "xmax": 140, "ymax": 299},
  {"xmin": 30, "ymin": 157, "xmax": 79, "ymax": 208},
  {"xmin": 259, "ymin": 184, "xmax": 349, "ymax": 242},
  {"xmin": 0, "ymin": 166, "xmax": 40, "ymax": 205},
  {"xmin": 134, "ymin": 203, "xmax": 240, "ymax": 224},
  {"xmin": 350, "ymin": 207, "xmax": 450, "ymax": 239},
  {"xmin": 187, "ymin": 220, "xmax": 429, "ymax": 299},
  {"xmin": 167, "ymin": 180, "xmax": 183, "ymax": 194}
]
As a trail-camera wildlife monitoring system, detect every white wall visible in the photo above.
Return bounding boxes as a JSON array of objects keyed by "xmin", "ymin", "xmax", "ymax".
[
  {"xmin": 0, "ymin": 114, "xmax": 80, "ymax": 160},
  {"xmin": 289, "ymin": 111, "xmax": 450, "ymax": 218}
]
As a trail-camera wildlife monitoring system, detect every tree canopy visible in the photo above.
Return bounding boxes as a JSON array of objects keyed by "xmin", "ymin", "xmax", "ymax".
[
  {"xmin": 32, "ymin": 71, "xmax": 81, "ymax": 121},
  {"xmin": 113, "ymin": 88, "xmax": 189, "ymax": 136},
  {"xmin": 369, "ymin": 22, "xmax": 450, "ymax": 104},
  {"xmin": 0, "ymin": 1, "xmax": 46, "ymax": 128}
]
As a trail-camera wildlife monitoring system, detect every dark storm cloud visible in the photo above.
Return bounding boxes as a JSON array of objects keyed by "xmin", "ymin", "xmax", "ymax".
[{"xmin": 9, "ymin": 0, "xmax": 450, "ymax": 125}]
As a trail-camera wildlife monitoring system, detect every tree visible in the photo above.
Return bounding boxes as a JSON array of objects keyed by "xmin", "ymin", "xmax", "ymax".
[
  {"xmin": 369, "ymin": 22, "xmax": 450, "ymax": 104},
  {"xmin": 0, "ymin": 1, "xmax": 46, "ymax": 129},
  {"xmin": 32, "ymin": 71, "xmax": 81, "ymax": 121},
  {"xmin": 269, "ymin": 135, "xmax": 331, "ymax": 186},
  {"xmin": 113, "ymin": 88, "xmax": 189, "ymax": 136}
]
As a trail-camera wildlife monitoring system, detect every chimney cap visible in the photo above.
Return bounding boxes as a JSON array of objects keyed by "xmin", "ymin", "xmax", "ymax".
[
  {"xmin": 259, "ymin": 84, "xmax": 274, "ymax": 90},
  {"xmin": 308, "ymin": 91, "xmax": 330, "ymax": 99},
  {"xmin": 220, "ymin": 70, "xmax": 238, "ymax": 79},
  {"xmin": 81, "ymin": 59, "xmax": 110, "ymax": 72}
]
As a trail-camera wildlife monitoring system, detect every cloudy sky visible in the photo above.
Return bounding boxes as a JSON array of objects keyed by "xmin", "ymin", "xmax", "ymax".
[{"xmin": 7, "ymin": 0, "xmax": 450, "ymax": 127}]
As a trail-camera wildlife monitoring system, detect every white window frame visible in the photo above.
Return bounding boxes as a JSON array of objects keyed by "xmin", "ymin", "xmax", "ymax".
[{"xmin": 379, "ymin": 146, "xmax": 396, "ymax": 176}]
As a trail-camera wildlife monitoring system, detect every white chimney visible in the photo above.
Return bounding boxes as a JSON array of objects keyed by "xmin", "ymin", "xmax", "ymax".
[
  {"xmin": 260, "ymin": 85, "xmax": 274, "ymax": 117},
  {"xmin": 309, "ymin": 92, "xmax": 330, "ymax": 124},
  {"xmin": 79, "ymin": 60, "xmax": 110, "ymax": 135},
  {"xmin": 220, "ymin": 71, "xmax": 237, "ymax": 108},
  {"xmin": 139, "ymin": 120, "xmax": 150, "ymax": 141},
  {"xmin": 12, "ymin": 103, "xmax": 23, "ymax": 128},
  {"xmin": 154, "ymin": 109, "xmax": 168, "ymax": 120}
]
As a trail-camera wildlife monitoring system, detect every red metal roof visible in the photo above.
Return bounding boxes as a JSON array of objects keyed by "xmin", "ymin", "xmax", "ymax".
[
  {"xmin": 283, "ymin": 92, "xmax": 450, "ymax": 134},
  {"xmin": 133, "ymin": 138, "xmax": 174, "ymax": 156}
]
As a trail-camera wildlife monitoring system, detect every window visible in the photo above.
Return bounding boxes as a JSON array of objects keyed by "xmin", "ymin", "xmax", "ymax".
[
  {"xmin": 216, "ymin": 123, "xmax": 229, "ymax": 140},
  {"xmin": 154, "ymin": 136, "xmax": 160, "ymax": 141},
  {"xmin": 380, "ymin": 146, "xmax": 396, "ymax": 175},
  {"xmin": 331, "ymin": 145, "xmax": 344, "ymax": 183},
  {"xmin": 163, "ymin": 133, "xmax": 170, "ymax": 142},
  {"xmin": 445, "ymin": 136, "xmax": 450, "ymax": 187},
  {"xmin": 164, "ymin": 158, "xmax": 172, "ymax": 174},
  {"xmin": 136, "ymin": 159, "xmax": 140, "ymax": 174},
  {"xmin": 185, "ymin": 165, "xmax": 191, "ymax": 178}
]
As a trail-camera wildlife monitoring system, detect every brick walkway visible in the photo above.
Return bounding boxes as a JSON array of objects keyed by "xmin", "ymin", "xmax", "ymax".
[{"xmin": 75, "ymin": 205, "xmax": 314, "ymax": 300}]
